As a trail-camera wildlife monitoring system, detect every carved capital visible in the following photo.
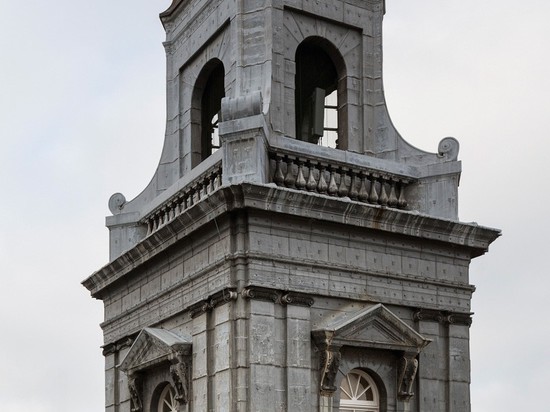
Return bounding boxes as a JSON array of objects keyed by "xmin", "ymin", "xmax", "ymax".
[
  {"xmin": 413, "ymin": 308, "xmax": 444, "ymax": 323},
  {"xmin": 189, "ymin": 288, "xmax": 238, "ymax": 318},
  {"xmin": 189, "ymin": 299, "xmax": 210, "ymax": 318},
  {"xmin": 397, "ymin": 354, "xmax": 418, "ymax": 401},
  {"xmin": 241, "ymin": 286, "xmax": 279, "ymax": 302},
  {"xmin": 210, "ymin": 288, "xmax": 238, "ymax": 308},
  {"xmin": 446, "ymin": 313, "xmax": 473, "ymax": 326},
  {"xmin": 280, "ymin": 292, "xmax": 314, "ymax": 307},
  {"xmin": 414, "ymin": 309, "xmax": 473, "ymax": 326}
]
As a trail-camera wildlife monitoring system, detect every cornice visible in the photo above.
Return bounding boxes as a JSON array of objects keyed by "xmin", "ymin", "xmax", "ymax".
[{"xmin": 83, "ymin": 183, "xmax": 500, "ymax": 299}]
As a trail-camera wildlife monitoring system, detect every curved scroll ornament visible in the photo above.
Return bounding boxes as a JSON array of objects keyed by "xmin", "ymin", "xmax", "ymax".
[
  {"xmin": 108, "ymin": 192, "xmax": 126, "ymax": 214},
  {"xmin": 397, "ymin": 355, "xmax": 419, "ymax": 400},
  {"xmin": 170, "ymin": 351, "xmax": 190, "ymax": 405},
  {"xmin": 128, "ymin": 375, "xmax": 143, "ymax": 412},
  {"xmin": 438, "ymin": 137, "xmax": 460, "ymax": 161}
]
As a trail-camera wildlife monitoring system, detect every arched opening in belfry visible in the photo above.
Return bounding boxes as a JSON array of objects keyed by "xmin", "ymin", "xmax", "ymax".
[
  {"xmin": 191, "ymin": 59, "xmax": 225, "ymax": 165},
  {"xmin": 295, "ymin": 38, "xmax": 346, "ymax": 149}
]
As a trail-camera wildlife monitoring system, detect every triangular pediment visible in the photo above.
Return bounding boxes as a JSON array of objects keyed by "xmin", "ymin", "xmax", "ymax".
[
  {"xmin": 119, "ymin": 328, "xmax": 192, "ymax": 374},
  {"xmin": 313, "ymin": 304, "xmax": 430, "ymax": 353}
]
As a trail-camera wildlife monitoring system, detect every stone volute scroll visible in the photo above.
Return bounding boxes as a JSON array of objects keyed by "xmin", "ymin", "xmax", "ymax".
[
  {"xmin": 119, "ymin": 328, "xmax": 192, "ymax": 409},
  {"xmin": 108, "ymin": 192, "xmax": 126, "ymax": 215},
  {"xmin": 438, "ymin": 137, "xmax": 460, "ymax": 161},
  {"xmin": 312, "ymin": 304, "xmax": 431, "ymax": 399}
]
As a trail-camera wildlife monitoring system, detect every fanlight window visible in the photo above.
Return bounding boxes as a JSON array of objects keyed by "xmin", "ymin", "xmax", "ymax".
[
  {"xmin": 157, "ymin": 384, "xmax": 178, "ymax": 412},
  {"xmin": 339, "ymin": 370, "xmax": 380, "ymax": 412}
]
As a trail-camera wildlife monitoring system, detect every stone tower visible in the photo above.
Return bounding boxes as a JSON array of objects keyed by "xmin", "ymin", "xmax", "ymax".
[{"xmin": 83, "ymin": 1, "xmax": 499, "ymax": 411}]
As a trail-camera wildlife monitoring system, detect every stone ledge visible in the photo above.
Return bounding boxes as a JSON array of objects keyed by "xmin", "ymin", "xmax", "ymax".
[{"xmin": 83, "ymin": 183, "xmax": 500, "ymax": 299}]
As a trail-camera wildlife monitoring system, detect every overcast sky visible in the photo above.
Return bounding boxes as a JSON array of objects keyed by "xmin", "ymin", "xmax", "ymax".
[{"xmin": 0, "ymin": 1, "xmax": 548, "ymax": 411}]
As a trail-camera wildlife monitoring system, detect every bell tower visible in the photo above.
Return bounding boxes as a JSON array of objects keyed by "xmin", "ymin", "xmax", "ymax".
[{"xmin": 84, "ymin": 1, "xmax": 499, "ymax": 411}]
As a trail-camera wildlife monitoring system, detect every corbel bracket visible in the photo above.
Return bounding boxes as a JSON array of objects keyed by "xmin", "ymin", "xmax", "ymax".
[
  {"xmin": 170, "ymin": 348, "xmax": 191, "ymax": 405},
  {"xmin": 128, "ymin": 374, "xmax": 143, "ymax": 412},
  {"xmin": 312, "ymin": 330, "xmax": 342, "ymax": 397},
  {"xmin": 397, "ymin": 353, "xmax": 419, "ymax": 401}
]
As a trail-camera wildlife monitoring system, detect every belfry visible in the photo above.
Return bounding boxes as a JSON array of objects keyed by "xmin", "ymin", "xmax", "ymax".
[{"xmin": 83, "ymin": 0, "xmax": 500, "ymax": 411}]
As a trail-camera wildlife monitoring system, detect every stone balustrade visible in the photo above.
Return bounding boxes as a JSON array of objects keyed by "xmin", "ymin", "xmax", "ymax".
[
  {"xmin": 269, "ymin": 151, "xmax": 413, "ymax": 209},
  {"xmin": 141, "ymin": 146, "xmax": 417, "ymax": 239},
  {"xmin": 143, "ymin": 162, "xmax": 223, "ymax": 236}
]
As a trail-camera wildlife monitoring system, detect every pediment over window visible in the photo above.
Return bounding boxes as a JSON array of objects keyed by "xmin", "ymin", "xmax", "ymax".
[
  {"xmin": 119, "ymin": 328, "xmax": 192, "ymax": 374},
  {"xmin": 312, "ymin": 303, "xmax": 430, "ymax": 354}
]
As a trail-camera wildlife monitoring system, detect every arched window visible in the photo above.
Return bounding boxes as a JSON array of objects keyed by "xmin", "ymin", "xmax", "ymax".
[
  {"xmin": 295, "ymin": 39, "xmax": 345, "ymax": 149},
  {"xmin": 156, "ymin": 383, "xmax": 179, "ymax": 412},
  {"xmin": 339, "ymin": 369, "xmax": 380, "ymax": 412},
  {"xmin": 191, "ymin": 59, "xmax": 225, "ymax": 166}
]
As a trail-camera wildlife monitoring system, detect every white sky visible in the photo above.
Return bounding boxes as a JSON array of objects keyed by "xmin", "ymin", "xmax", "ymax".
[{"xmin": 0, "ymin": 0, "xmax": 548, "ymax": 411}]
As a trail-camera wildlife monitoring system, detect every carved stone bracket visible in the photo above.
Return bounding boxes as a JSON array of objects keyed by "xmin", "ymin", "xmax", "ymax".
[
  {"xmin": 242, "ymin": 286, "xmax": 315, "ymax": 307},
  {"xmin": 414, "ymin": 309, "xmax": 472, "ymax": 326},
  {"xmin": 397, "ymin": 354, "xmax": 419, "ymax": 401},
  {"xmin": 128, "ymin": 374, "xmax": 143, "ymax": 412},
  {"xmin": 312, "ymin": 330, "xmax": 342, "ymax": 397},
  {"xmin": 189, "ymin": 288, "xmax": 238, "ymax": 318},
  {"xmin": 169, "ymin": 349, "xmax": 191, "ymax": 405}
]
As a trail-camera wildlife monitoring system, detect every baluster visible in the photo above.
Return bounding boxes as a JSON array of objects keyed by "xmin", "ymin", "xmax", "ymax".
[
  {"xmin": 388, "ymin": 180, "xmax": 398, "ymax": 207},
  {"xmin": 296, "ymin": 161, "xmax": 306, "ymax": 190},
  {"xmin": 358, "ymin": 172, "xmax": 369, "ymax": 202},
  {"xmin": 398, "ymin": 180, "xmax": 408, "ymax": 209},
  {"xmin": 368, "ymin": 174, "xmax": 379, "ymax": 204},
  {"xmin": 338, "ymin": 168, "xmax": 349, "ymax": 197},
  {"xmin": 317, "ymin": 165, "xmax": 328, "ymax": 193},
  {"xmin": 209, "ymin": 172, "xmax": 216, "ymax": 193},
  {"xmin": 306, "ymin": 162, "xmax": 317, "ymax": 191},
  {"xmin": 327, "ymin": 167, "xmax": 338, "ymax": 196},
  {"xmin": 203, "ymin": 176, "xmax": 210, "ymax": 196},
  {"xmin": 216, "ymin": 169, "xmax": 222, "ymax": 188},
  {"xmin": 379, "ymin": 177, "xmax": 389, "ymax": 206},
  {"xmin": 273, "ymin": 156, "xmax": 284, "ymax": 186},
  {"xmin": 166, "ymin": 202, "xmax": 176, "ymax": 222},
  {"xmin": 198, "ymin": 183, "xmax": 205, "ymax": 202},
  {"xmin": 188, "ymin": 188, "xmax": 195, "ymax": 207},
  {"xmin": 349, "ymin": 171, "xmax": 359, "ymax": 200},
  {"xmin": 284, "ymin": 157, "xmax": 296, "ymax": 188},
  {"xmin": 175, "ymin": 197, "xmax": 182, "ymax": 216},
  {"xmin": 181, "ymin": 193, "xmax": 188, "ymax": 212},
  {"xmin": 147, "ymin": 219, "xmax": 153, "ymax": 235}
]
